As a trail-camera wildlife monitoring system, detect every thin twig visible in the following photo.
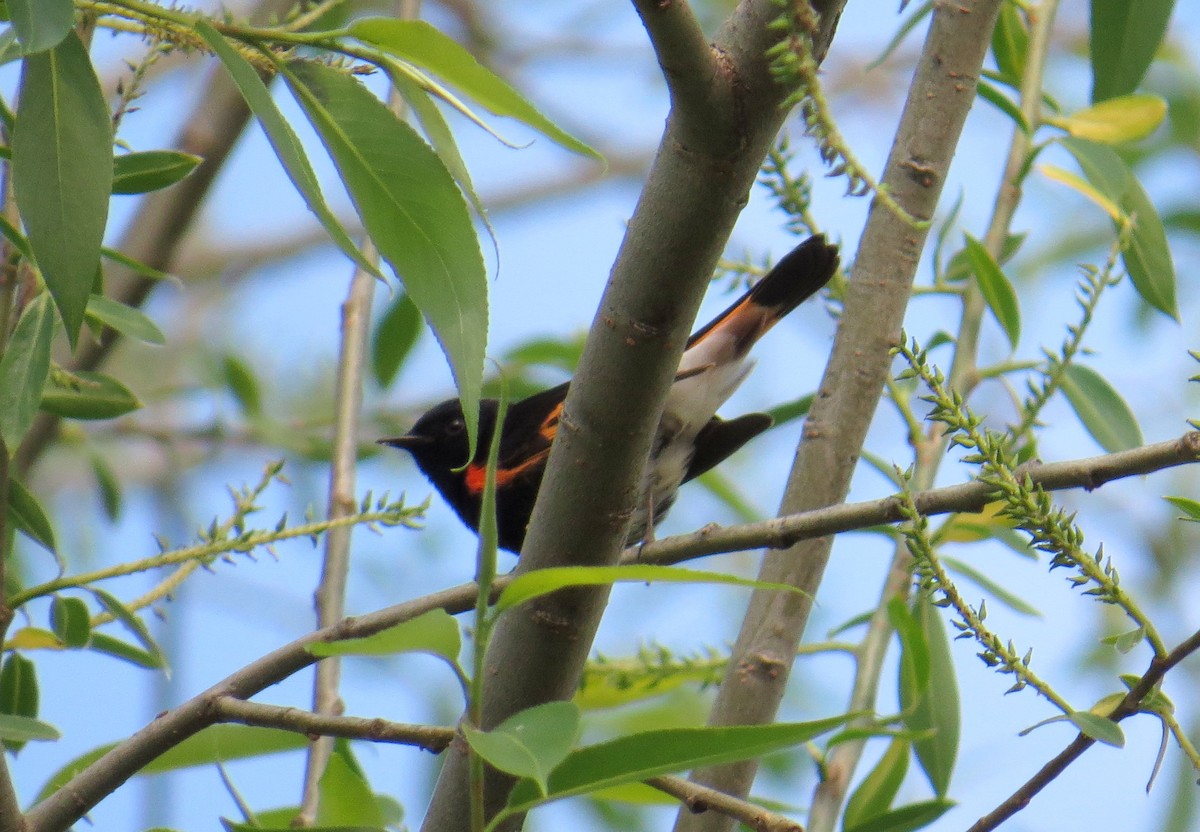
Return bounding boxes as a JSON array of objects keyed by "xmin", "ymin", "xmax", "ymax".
[
  {"xmin": 968, "ymin": 627, "xmax": 1200, "ymax": 832},
  {"xmin": 650, "ymin": 775, "xmax": 804, "ymax": 832},
  {"xmin": 214, "ymin": 696, "xmax": 454, "ymax": 752}
]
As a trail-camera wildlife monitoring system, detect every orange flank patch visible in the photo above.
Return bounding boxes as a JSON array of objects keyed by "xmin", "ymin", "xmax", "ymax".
[
  {"xmin": 464, "ymin": 448, "xmax": 551, "ymax": 495},
  {"xmin": 539, "ymin": 403, "xmax": 562, "ymax": 442}
]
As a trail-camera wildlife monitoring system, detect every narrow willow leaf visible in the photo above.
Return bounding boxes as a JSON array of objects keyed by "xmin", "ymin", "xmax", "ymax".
[
  {"xmin": 50, "ymin": 596, "xmax": 91, "ymax": 648},
  {"xmin": 1060, "ymin": 363, "xmax": 1143, "ymax": 452},
  {"xmin": 1048, "ymin": 94, "xmax": 1167, "ymax": 144},
  {"xmin": 87, "ymin": 633, "xmax": 160, "ymax": 669},
  {"xmin": 501, "ymin": 714, "xmax": 854, "ymax": 818},
  {"xmin": 308, "ymin": 608, "xmax": 461, "ymax": 667},
  {"xmin": 90, "ymin": 450, "xmax": 122, "ymax": 520},
  {"xmin": 0, "ymin": 714, "xmax": 59, "ymax": 743},
  {"xmin": 6, "ymin": 476, "xmax": 56, "ymax": 553},
  {"xmin": 284, "ymin": 60, "xmax": 487, "ymax": 457},
  {"xmin": 0, "ymin": 652, "xmax": 38, "ymax": 752},
  {"xmin": 1060, "ymin": 137, "xmax": 1178, "ymax": 319},
  {"xmin": 371, "ymin": 291, "xmax": 421, "ymax": 388},
  {"xmin": 941, "ymin": 557, "xmax": 1040, "ymax": 617},
  {"xmin": 463, "ymin": 702, "xmax": 580, "ymax": 794},
  {"xmin": 976, "ymin": 80, "xmax": 1030, "ymax": 134},
  {"xmin": 194, "ymin": 22, "xmax": 381, "ymax": 281},
  {"xmin": 845, "ymin": 799, "xmax": 955, "ymax": 832},
  {"xmin": 5, "ymin": 628, "xmax": 61, "ymax": 650},
  {"xmin": 37, "ymin": 725, "xmax": 308, "ymax": 801},
  {"xmin": 1164, "ymin": 495, "xmax": 1200, "ymax": 521},
  {"xmin": 40, "ymin": 370, "xmax": 142, "ymax": 420},
  {"xmin": 349, "ymin": 18, "xmax": 600, "ymax": 160},
  {"xmin": 1069, "ymin": 710, "xmax": 1125, "ymax": 747},
  {"xmin": 220, "ymin": 355, "xmax": 262, "ymax": 417},
  {"xmin": 90, "ymin": 588, "xmax": 168, "ymax": 673},
  {"xmin": 8, "ymin": 0, "xmax": 73, "ymax": 53},
  {"xmin": 101, "ymin": 246, "xmax": 174, "ymax": 282},
  {"xmin": 1038, "ymin": 164, "xmax": 1123, "ymax": 222},
  {"xmin": 112, "ymin": 149, "xmax": 203, "ymax": 194},
  {"xmin": 843, "ymin": 738, "xmax": 910, "ymax": 831},
  {"xmin": 497, "ymin": 565, "xmax": 808, "ymax": 613},
  {"xmin": 908, "ymin": 596, "xmax": 960, "ymax": 796},
  {"xmin": 867, "ymin": 0, "xmax": 932, "ymax": 70},
  {"xmin": 85, "ymin": 294, "xmax": 165, "ymax": 345},
  {"xmin": 13, "ymin": 32, "xmax": 112, "ymax": 345},
  {"xmin": 0, "ymin": 293, "xmax": 55, "ymax": 448},
  {"xmin": 1090, "ymin": 0, "xmax": 1176, "ymax": 102},
  {"xmin": 963, "ymin": 234, "xmax": 1020, "ymax": 350},
  {"xmin": 990, "ymin": 1, "xmax": 1028, "ymax": 84}
]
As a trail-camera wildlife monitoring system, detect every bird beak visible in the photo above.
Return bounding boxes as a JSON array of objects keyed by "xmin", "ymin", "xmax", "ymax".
[{"xmin": 377, "ymin": 434, "xmax": 432, "ymax": 450}]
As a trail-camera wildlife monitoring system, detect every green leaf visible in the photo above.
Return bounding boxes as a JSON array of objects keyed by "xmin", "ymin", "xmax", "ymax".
[
  {"xmin": 1069, "ymin": 711, "xmax": 1125, "ymax": 747},
  {"xmin": 901, "ymin": 596, "xmax": 959, "ymax": 797},
  {"xmin": 349, "ymin": 18, "xmax": 600, "ymax": 160},
  {"xmin": 308, "ymin": 608, "xmax": 461, "ymax": 668},
  {"xmin": 371, "ymin": 291, "xmax": 421, "ymax": 388},
  {"xmin": 6, "ymin": 475, "xmax": 55, "ymax": 553},
  {"xmin": 317, "ymin": 750, "xmax": 386, "ymax": 827},
  {"xmin": 0, "ymin": 293, "xmax": 55, "ymax": 448},
  {"xmin": 941, "ymin": 557, "xmax": 1040, "ymax": 617},
  {"xmin": 843, "ymin": 738, "xmax": 909, "ymax": 831},
  {"xmin": 7, "ymin": 0, "xmax": 73, "ymax": 53},
  {"xmin": 283, "ymin": 60, "xmax": 487, "ymax": 458},
  {"xmin": 89, "ymin": 588, "xmax": 168, "ymax": 672},
  {"xmin": 463, "ymin": 702, "xmax": 580, "ymax": 795},
  {"xmin": 1089, "ymin": 0, "xmax": 1175, "ymax": 102},
  {"xmin": 38, "ymin": 725, "xmax": 308, "ymax": 801},
  {"xmin": 220, "ymin": 355, "xmax": 262, "ymax": 417},
  {"xmin": 85, "ymin": 294, "xmax": 166, "ymax": 345},
  {"xmin": 1059, "ymin": 137, "xmax": 1178, "ymax": 319},
  {"xmin": 496, "ymin": 565, "xmax": 808, "ymax": 613},
  {"xmin": 87, "ymin": 633, "xmax": 161, "ymax": 669},
  {"xmin": 50, "ymin": 595, "xmax": 91, "ymax": 648},
  {"xmin": 0, "ymin": 713, "xmax": 59, "ymax": 742},
  {"xmin": 1060, "ymin": 363, "xmax": 1143, "ymax": 453},
  {"xmin": 501, "ymin": 715, "xmax": 854, "ymax": 820},
  {"xmin": 90, "ymin": 450, "xmax": 122, "ymax": 520},
  {"xmin": 1101, "ymin": 626, "xmax": 1145, "ymax": 654},
  {"xmin": 112, "ymin": 149, "xmax": 202, "ymax": 194},
  {"xmin": 194, "ymin": 22, "xmax": 381, "ymax": 281},
  {"xmin": 101, "ymin": 246, "xmax": 173, "ymax": 282},
  {"xmin": 1049, "ymin": 94, "xmax": 1167, "ymax": 145},
  {"xmin": 891, "ymin": 598, "xmax": 930, "ymax": 700},
  {"xmin": 13, "ymin": 31, "xmax": 112, "ymax": 346},
  {"xmin": 976, "ymin": 80, "xmax": 1029, "ymax": 134},
  {"xmin": 867, "ymin": 1, "xmax": 932, "ymax": 70},
  {"xmin": 1164, "ymin": 495, "xmax": 1200, "ymax": 521},
  {"xmin": 962, "ymin": 234, "xmax": 1020, "ymax": 350},
  {"xmin": 0, "ymin": 652, "xmax": 38, "ymax": 752},
  {"xmin": 40, "ymin": 370, "xmax": 142, "ymax": 420},
  {"xmin": 990, "ymin": 1, "xmax": 1027, "ymax": 84},
  {"xmin": 765, "ymin": 392, "xmax": 815, "ymax": 427},
  {"xmin": 844, "ymin": 799, "xmax": 955, "ymax": 832}
]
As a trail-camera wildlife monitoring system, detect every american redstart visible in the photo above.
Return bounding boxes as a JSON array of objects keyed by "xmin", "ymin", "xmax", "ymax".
[{"xmin": 381, "ymin": 235, "xmax": 839, "ymax": 553}]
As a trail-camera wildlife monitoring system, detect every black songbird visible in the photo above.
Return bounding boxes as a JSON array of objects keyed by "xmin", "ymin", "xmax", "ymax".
[{"xmin": 381, "ymin": 235, "xmax": 840, "ymax": 553}]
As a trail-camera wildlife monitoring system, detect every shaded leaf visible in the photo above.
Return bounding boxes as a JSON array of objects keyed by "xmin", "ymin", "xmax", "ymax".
[
  {"xmin": 497, "ymin": 565, "xmax": 807, "ymax": 613},
  {"xmin": 7, "ymin": 0, "xmax": 73, "ymax": 53},
  {"xmin": 976, "ymin": 80, "xmax": 1029, "ymax": 134},
  {"xmin": 1090, "ymin": 0, "xmax": 1176, "ymax": 102},
  {"xmin": 308, "ymin": 608, "xmax": 461, "ymax": 668},
  {"xmin": 962, "ymin": 234, "xmax": 1020, "ymax": 350},
  {"xmin": 902, "ymin": 596, "xmax": 959, "ymax": 797},
  {"xmin": 284, "ymin": 60, "xmax": 487, "ymax": 458},
  {"xmin": 991, "ymin": 1, "xmax": 1027, "ymax": 84},
  {"xmin": 112, "ymin": 150, "xmax": 202, "ymax": 194},
  {"xmin": 85, "ymin": 294, "xmax": 165, "ymax": 345},
  {"xmin": 349, "ymin": 18, "xmax": 600, "ymax": 160},
  {"xmin": 40, "ymin": 370, "xmax": 141, "ymax": 420},
  {"xmin": 844, "ymin": 738, "xmax": 909, "ymax": 831},
  {"xmin": 371, "ymin": 291, "xmax": 421, "ymax": 388},
  {"xmin": 221, "ymin": 355, "xmax": 262, "ymax": 417},
  {"xmin": 1060, "ymin": 363, "xmax": 1143, "ymax": 453},
  {"xmin": 0, "ymin": 652, "xmax": 38, "ymax": 752},
  {"xmin": 844, "ymin": 799, "xmax": 955, "ymax": 832},
  {"xmin": 50, "ymin": 595, "xmax": 90, "ymax": 648},
  {"xmin": 0, "ymin": 293, "xmax": 55, "ymax": 448},
  {"xmin": 90, "ymin": 588, "xmax": 168, "ymax": 672},
  {"xmin": 13, "ymin": 32, "xmax": 112, "ymax": 345},
  {"xmin": 90, "ymin": 450, "xmax": 122, "ymax": 520},
  {"xmin": 6, "ymin": 475, "xmax": 55, "ymax": 553}
]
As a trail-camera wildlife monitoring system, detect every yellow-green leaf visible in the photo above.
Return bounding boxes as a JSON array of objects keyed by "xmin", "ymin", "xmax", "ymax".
[{"xmin": 1048, "ymin": 94, "xmax": 1167, "ymax": 144}]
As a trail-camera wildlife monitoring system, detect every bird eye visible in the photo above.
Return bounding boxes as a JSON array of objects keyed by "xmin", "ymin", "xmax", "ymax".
[{"xmin": 446, "ymin": 417, "xmax": 465, "ymax": 436}]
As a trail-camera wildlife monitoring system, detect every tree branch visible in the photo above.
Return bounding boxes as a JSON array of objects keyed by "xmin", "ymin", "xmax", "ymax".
[
  {"xmin": 968, "ymin": 627, "xmax": 1200, "ymax": 832},
  {"xmin": 23, "ymin": 432, "xmax": 1194, "ymax": 831},
  {"xmin": 649, "ymin": 775, "xmax": 804, "ymax": 832},
  {"xmin": 677, "ymin": 4, "xmax": 1005, "ymax": 830},
  {"xmin": 213, "ymin": 696, "xmax": 454, "ymax": 752},
  {"xmin": 422, "ymin": 2, "xmax": 847, "ymax": 827}
]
